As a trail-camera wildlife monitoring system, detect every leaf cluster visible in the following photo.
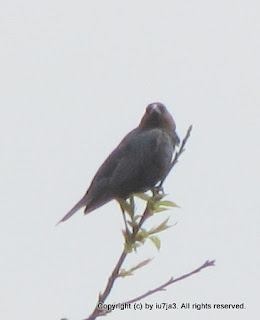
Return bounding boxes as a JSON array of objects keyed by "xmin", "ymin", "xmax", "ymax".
[{"xmin": 120, "ymin": 191, "xmax": 178, "ymax": 253}]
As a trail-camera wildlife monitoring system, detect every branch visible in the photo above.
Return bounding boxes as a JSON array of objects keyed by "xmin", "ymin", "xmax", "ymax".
[
  {"xmin": 83, "ymin": 199, "xmax": 156, "ymax": 320},
  {"xmin": 83, "ymin": 249, "xmax": 128, "ymax": 320},
  {"xmin": 120, "ymin": 260, "xmax": 215, "ymax": 305},
  {"xmin": 61, "ymin": 125, "xmax": 214, "ymax": 320},
  {"xmin": 159, "ymin": 125, "xmax": 193, "ymax": 188},
  {"xmin": 83, "ymin": 259, "xmax": 215, "ymax": 320}
]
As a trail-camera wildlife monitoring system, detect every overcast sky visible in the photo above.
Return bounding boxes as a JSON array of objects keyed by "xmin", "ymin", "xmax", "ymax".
[{"xmin": 1, "ymin": 1, "xmax": 259, "ymax": 320}]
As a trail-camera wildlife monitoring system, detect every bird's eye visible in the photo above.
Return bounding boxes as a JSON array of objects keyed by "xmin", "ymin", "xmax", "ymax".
[{"xmin": 146, "ymin": 104, "xmax": 153, "ymax": 113}]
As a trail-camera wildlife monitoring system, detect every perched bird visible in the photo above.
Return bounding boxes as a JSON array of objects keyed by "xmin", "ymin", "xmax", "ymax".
[{"xmin": 58, "ymin": 102, "xmax": 179, "ymax": 224}]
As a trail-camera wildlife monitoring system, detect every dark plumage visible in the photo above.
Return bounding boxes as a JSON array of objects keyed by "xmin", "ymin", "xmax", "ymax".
[{"xmin": 58, "ymin": 102, "xmax": 179, "ymax": 223}]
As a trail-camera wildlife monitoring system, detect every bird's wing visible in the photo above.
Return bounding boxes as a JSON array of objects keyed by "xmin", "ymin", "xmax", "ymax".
[
  {"xmin": 106, "ymin": 128, "xmax": 175, "ymax": 197},
  {"xmin": 57, "ymin": 127, "xmax": 176, "ymax": 223}
]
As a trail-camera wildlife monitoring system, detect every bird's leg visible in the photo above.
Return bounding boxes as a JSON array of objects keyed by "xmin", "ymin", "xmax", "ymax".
[
  {"xmin": 129, "ymin": 196, "xmax": 135, "ymax": 219},
  {"xmin": 137, "ymin": 188, "xmax": 165, "ymax": 228},
  {"xmin": 151, "ymin": 185, "xmax": 166, "ymax": 202},
  {"xmin": 119, "ymin": 202, "xmax": 138, "ymax": 249},
  {"xmin": 118, "ymin": 201, "xmax": 131, "ymax": 237},
  {"xmin": 118, "ymin": 198, "xmax": 139, "ymax": 247},
  {"xmin": 121, "ymin": 206, "xmax": 129, "ymax": 233},
  {"xmin": 129, "ymin": 195, "xmax": 138, "ymax": 236},
  {"xmin": 152, "ymin": 185, "xmax": 165, "ymax": 197}
]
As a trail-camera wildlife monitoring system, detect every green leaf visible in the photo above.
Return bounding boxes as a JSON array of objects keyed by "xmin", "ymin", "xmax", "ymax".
[
  {"xmin": 149, "ymin": 236, "xmax": 161, "ymax": 250},
  {"xmin": 158, "ymin": 200, "xmax": 179, "ymax": 208},
  {"xmin": 152, "ymin": 206, "xmax": 169, "ymax": 213},
  {"xmin": 148, "ymin": 218, "xmax": 171, "ymax": 235},
  {"xmin": 127, "ymin": 220, "xmax": 138, "ymax": 228},
  {"xmin": 119, "ymin": 258, "xmax": 152, "ymax": 278},
  {"xmin": 136, "ymin": 229, "xmax": 148, "ymax": 242},
  {"xmin": 134, "ymin": 192, "xmax": 150, "ymax": 201},
  {"xmin": 124, "ymin": 242, "xmax": 134, "ymax": 253},
  {"xmin": 130, "ymin": 258, "xmax": 152, "ymax": 271},
  {"xmin": 118, "ymin": 268, "xmax": 134, "ymax": 277}
]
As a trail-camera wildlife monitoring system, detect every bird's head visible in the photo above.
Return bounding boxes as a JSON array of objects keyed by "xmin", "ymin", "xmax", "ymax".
[{"xmin": 139, "ymin": 102, "xmax": 176, "ymax": 132}]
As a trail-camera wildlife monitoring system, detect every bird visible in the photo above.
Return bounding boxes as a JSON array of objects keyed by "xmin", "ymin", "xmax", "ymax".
[{"xmin": 58, "ymin": 102, "xmax": 179, "ymax": 224}]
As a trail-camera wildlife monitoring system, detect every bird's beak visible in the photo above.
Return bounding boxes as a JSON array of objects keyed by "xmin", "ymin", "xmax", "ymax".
[{"xmin": 150, "ymin": 103, "xmax": 161, "ymax": 113}]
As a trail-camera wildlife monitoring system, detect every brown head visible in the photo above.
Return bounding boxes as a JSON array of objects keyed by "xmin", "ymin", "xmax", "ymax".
[{"xmin": 139, "ymin": 102, "xmax": 176, "ymax": 132}]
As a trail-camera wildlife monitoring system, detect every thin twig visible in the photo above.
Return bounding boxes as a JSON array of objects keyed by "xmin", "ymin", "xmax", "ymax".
[
  {"xmin": 159, "ymin": 125, "xmax": 193, "ymax": 188},
  {"xmin": 121, "ymin": 260, "xmax": 215, "ymax": 305}
]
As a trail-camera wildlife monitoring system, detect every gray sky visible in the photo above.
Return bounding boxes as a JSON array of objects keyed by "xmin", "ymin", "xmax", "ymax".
[{"xmin": 1, "ymin": 1, "xmax": 259, "ymax": 320}]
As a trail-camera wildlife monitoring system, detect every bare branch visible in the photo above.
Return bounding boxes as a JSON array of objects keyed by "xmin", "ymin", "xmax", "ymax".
[
  {"xmin": 83, "ymin": 250, "xmax": 128, "ymax": 320},
  {"xmin": 121, "ymin": 260, "xmax": 215, "ymax": 305},
  {"xmin": 159, "ymin": 125, "xmax": 193, "ymax": 188}
]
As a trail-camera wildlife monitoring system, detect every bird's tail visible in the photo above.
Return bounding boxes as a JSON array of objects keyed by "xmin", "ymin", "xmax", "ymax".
[{"xmin": 56, "ymin": 197, "xmax": 87, "ymax": 225}]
